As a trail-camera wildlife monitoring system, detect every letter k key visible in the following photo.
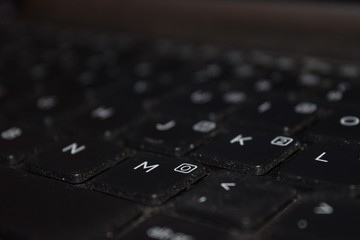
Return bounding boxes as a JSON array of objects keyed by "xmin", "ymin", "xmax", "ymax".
[{"xmin": 230, "ymin": 134, "xmax": 253, "ymax": 146}]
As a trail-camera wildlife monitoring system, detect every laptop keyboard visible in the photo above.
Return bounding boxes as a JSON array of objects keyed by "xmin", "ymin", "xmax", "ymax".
[{"xmin": 1, "ymin": 24, "xmax": 360, "ymax": 240}]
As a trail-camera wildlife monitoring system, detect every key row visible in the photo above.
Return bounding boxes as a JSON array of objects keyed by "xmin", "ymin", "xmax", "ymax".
[
  {"xmin": 2, "ymin": 124, "xmax": 360, "ymax": 195},
  {"xmin": 2, "ymin": 167, "xmax": 360, "ymax": 240}
]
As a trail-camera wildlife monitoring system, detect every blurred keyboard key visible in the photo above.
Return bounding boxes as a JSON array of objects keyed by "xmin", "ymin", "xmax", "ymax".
[
  {"xmin": 72, "ymin": 100, "xmax": 142, "ymax": 137},
  {"xmin": 125, "ymin": 116, "xmax": 218, "ymax": 157},
  {"xmin": 160, "ymin": 86, "xmax": 248, "ymax": 120},
  {"xmin": 175, "ymin": 171, "xmax": 296, "ymax": 230},
  {"xmin": 0, "ymin": 124, "xmax": 52, "ymax": 165},
  {"xmin": 235, "ymin": 100, "xmax": 320, "ymax": 135},
  {"xmin": 268, "ymin": 198, "xmax": 360, "ymax": 240},
  {"xmin": 121, "ymin": 214, "xmax": 232, "ymax": 240}
]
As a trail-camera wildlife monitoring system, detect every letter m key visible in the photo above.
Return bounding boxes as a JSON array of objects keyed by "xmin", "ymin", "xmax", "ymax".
[
  {"xmin": 62, "ymin": 143, "xmax": 86, "ymax": 155},
  {"xmin": 133, "ymin": 161, "xmax": 159, "ymax": 173}
]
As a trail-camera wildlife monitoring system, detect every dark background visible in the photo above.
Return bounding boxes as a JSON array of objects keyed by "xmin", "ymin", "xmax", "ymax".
[{"xmin": 4, "ymin": 0, "xmax": 360, "ymax": 58}]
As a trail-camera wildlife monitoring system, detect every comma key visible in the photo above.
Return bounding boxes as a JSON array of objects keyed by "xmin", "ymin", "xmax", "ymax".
[{"xmin": 175, "ymin": 171, "xmax": 296, "ymax": 230}]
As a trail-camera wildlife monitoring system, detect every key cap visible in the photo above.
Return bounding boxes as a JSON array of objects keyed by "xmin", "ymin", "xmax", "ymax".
[
  {"xmin": 0, "ymin": 124, "xmax": 52, "ymax": 165},
  {"xmin": 338, "ymin": 63, "xmax": 360, "ymax": 80},
  {"xmin": 175, "ymin": 171, "xmax": 296, "ymax": 230},
  {"xmin": 234, "ymin": 100, "xmax": 320, "ymax": 135},
  {"xmin": 160, "ymin": 87, "xmax": 248, "ymax": 120},
  {"xmin": 0, "ymin": 168, "xmax": 140, "ymax": 240},
  {"xmin": 120, "ymin": 214, "xmax": 232, "ymax": 240},
  {"xmin": 194, "ymin": 129, "xmax": 299, "ymax": 175},
  {"xmin": 125, "ymin": 116, "xmax": 218, "ymax": 157},
  {"xmin": 130, "ymin": 74, "xmax": 178, "ymax": 101},
  {"xmin": 308, "ymin": 111, "xmax": 360, "ymax": 144},
  {"xmin": 26, "ymin": 138, "xmax": 126, "ymax": 184},
  {"xmin": 319, "ymin": 82, "xmax": 360, "ymax": 106},
  {"xmin": 268, "ymin": 198, "xmax": 360, "ymax": 240},
  {"xmin": 278, "ymin": 143, "xmax": 360, "ymax": 190},
  {"xmin": 71, "ymin": 100, "xmax": 142, "ymax": 137},
  {"xmin": 93, "ymin": 153, "xmax": 205, "ymax": 205},
  {"xmin": 8, "ymin": 90, "xmax": 87, "ymax": 125}
]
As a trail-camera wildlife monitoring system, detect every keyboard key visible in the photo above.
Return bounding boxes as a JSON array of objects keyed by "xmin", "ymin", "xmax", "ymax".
[
  {"xmin": 129, "ymin": 75, "xmax": 178, "ymax": 101},
  {"xmin": 308, "ymin": 111, "xmax": 360, "ymax": 144},
  {"xmin": 321, "ymin": 83, "xmax": 360, "ymax": 106},
  {"xmin": 0, "ymin": 124, "xmax": 52, "ymax": 165},
  {"xmin": 93, "ymin": 153, "xmax": 205, "ymax": 205},
  {"xmin": 160, "ymin": 86, "xmax": 248, "ymax": 120},
  {"xmin": 235, "ymin": 100, "xmax": 320, "ymax": 135},
  {"xmin": 338, "ymin": 63, "xmax": 360, "ymax": 79},
  {"xmin": 125, "ymin": 116, "xmax": 218, "ymax": 157},
  {"xmin": 268, "ymin": 198, "xmax": 360, "ymax": 240},
  {"xmin": 8, "ymin": 91, "xmax": 86, "ymax": 125},
  {"xmin": 195, "ymin": 129, "xmax": 299, "ymax": 175},
  {"xmin": 121, "ymin": 214, "xmax": 232, "ymax": 240},
  {"xmin": 278, "ymin": 143, "xmax": 360, "ymax": 190},
  {"xmin": 26, "ymin": 138, "xmax": 126, "ymax": 183},
  {"xmin": 71, "ymin": 100, "xmax": 142, "ymax": 137},
  {"xmin": 175, "ymin": 171, "xmax": 296, "ymax": 230},
  {"xmin": 0, "ymin": 168, "xmax": 140, "ymax": 240}
]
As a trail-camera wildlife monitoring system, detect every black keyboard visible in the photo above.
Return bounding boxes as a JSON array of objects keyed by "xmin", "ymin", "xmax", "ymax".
[{"xmin": 1, "ymin": 24, "xmax": 360, "ymax": 240}]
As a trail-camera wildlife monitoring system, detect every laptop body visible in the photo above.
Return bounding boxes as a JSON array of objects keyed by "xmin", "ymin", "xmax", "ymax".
[{"xmin": 1, "ymin": 1, "xmax": 360, "ymax": 239}]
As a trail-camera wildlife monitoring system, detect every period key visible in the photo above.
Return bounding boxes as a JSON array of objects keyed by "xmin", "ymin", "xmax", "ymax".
[{"xmin": 93, "ymin": 153, "xmax": 205, "ymax": 205}]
